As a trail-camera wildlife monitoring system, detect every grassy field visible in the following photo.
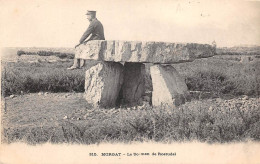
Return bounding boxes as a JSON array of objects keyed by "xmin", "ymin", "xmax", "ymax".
[
  {"xmin": 174, "ymin": 57, "xmax": 260, "ymax": 97},
  {"xmin": 1, "ymin": 47, "xmax": 260, "ymax": 144},
  {"xmin": 1, "ymin": 60, "xmax": 98, "ymax": 96},
  {"xmin": 2, "ymin": 93, "xmax": 259, "ymax": 144},
  {"xmin": 2, "ymin": 57, "xmax": 259, "ymax": 98}
]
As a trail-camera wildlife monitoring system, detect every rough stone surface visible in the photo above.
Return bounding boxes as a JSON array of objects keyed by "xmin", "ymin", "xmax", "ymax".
[
  {"xmin": 150, "ymin": 64, "xmax": 190, "ymax": 107},
  {"xmin": 84, "ymin": 61, "xmax": 124, "ymax": 108},
  {"xmin": 119, "ymin": 62, "xmax": 145, "ymax": 106},
  {"xmin": 75, "ymin": 40, "xmax": 216, "ymax": 64}
]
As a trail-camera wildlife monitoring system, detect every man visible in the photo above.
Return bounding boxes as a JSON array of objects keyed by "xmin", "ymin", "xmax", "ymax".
[{"xmin": 68, "ymin": 10, "xmax": 105, "ymax": 70}]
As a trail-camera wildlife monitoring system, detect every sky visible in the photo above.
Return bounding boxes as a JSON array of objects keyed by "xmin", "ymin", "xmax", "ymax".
[{"xmin": 0, "ymin": 0, "xmax": 260, "ymax": 47}]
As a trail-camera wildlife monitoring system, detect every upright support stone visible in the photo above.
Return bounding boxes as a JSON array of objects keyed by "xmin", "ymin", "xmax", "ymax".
[
  {"xmin": 120, "ymin": 62, "xmax": 145, "ymax": 106},
  {"xmin": 150, "ymin": 64, "xmax": 190, "ymax": 108},
  {"xmin": 84, "ymin": 61, "xmax": 124, "ymax": 108}
]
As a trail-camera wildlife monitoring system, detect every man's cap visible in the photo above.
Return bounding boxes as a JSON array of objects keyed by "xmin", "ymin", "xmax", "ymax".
[{"xmin": 86, "ymin": 10, "xmax": 96, "ymax": 16}]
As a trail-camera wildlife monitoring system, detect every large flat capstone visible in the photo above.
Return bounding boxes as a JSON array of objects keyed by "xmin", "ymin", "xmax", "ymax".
[{"xmin": 75, "ymin": 40, "xmax": 216, "ymax": 64}]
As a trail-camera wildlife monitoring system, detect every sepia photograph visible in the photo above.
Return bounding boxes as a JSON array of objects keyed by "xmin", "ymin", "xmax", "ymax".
[{"xmin": 0, "ymin": 0, "xmax": 260, "ymax": 163}]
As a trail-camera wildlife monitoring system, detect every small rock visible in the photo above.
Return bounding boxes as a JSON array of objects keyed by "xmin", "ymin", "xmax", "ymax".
[
  {"xmin": 28, "ymin": 60, "xmax": 39, "ymax": 63},
  {"xmin": 38, "ymin": 92, "xmax": 43, "ymax": 95},
  {"xmin": 37, "ymin": 59, "xmax": 43, "ymax": 63},
  {"xmin": 77, "ymin": 117, "xmax": 81, "ymax": 120},
  {"xmin": 143, "ymin": 103, "xmax": 151, "ymax": 109},
  {"xmin": 48, "ymin": 59, "xmax": 57, "ymax": 63},
  {"xmin": 63, "ymin": 116, "xmax": 68, "ymax": 119},
  {"xmin": 216, "ymin": 98, "xmax": 222, "ymax": 102},
  {"xmin": 209, "ymin": 106, "xmax": 213, "ymax": 111},
  {"xmin": 235, "ymin": 103, "xmax": 242, "ymax": 108},
  {"xmin": 44, "ymin": 92, "xmax": 49, "ymax": 96},
  {"xmin": 64, "ymin": 93, "xmax": 71, "ymax": 98},
  {"xmin": 61, "ymin": 59, "xmax": 69, "ymax": 62},
  {"xmin": 137, "ymin": 106, "xmax": 143, "ymax": 110},
  {"xmin": 9, "ymin": 95, "xmax": 15, "ymax": 98},
  {"xmin": 83, "ymin": 114, "xmax": 88, "ymax": 119},
  {"xmin": 242, "ymin": 95, "xmax": 249, "ymax": 100}
]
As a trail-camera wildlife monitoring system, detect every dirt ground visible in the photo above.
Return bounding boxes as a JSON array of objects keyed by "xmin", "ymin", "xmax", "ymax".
[{"xmin": 2, "ymin": 93, "xmax": 90, "ymax": 129}]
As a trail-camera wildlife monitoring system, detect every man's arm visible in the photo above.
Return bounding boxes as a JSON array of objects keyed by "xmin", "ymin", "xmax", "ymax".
[{"xmin": 79, "ymin": 23, "xmax": 95, "ymax": 44}]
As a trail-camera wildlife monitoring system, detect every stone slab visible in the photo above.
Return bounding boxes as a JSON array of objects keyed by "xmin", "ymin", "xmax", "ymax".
[
  {"xmin": 150, "ymin": 64, "xmax": 190, "ymax": 107},
  {"xmin": 119, "ymin": 62, "xmax": 145, "ymax": 106},
  {"xmin": 75, "ymin": 40, "xmax": 216, "ymax": 64},
  {"xmin": 84, "ymin": 61, "xmax": 124, "ymax": 108}
]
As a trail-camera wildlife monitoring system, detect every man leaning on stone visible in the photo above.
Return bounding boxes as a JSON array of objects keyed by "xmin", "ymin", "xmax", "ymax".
[{"xmin": 68, "ymin": 10, "xmax": 105, "ymax": 70}]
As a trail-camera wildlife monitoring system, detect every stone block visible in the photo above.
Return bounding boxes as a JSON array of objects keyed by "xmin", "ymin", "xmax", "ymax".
[
  {"xmin": 150, "ymin": 64, "xmax": 190, "ymax": 107},
  {"xmin": 75, "ymin": 40, "xmax": 216, "ymax": 64},
  {"xmin": 84, "ymin": 61, "xmax": 124, "ymax": 108},
  {"xmin": 119, "ymin": 62, "xmax": 145, "ymax": 106}
]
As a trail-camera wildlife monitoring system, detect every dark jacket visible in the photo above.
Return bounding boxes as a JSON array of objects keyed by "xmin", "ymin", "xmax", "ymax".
[{"xmin": 79, "ymin": 18, "xmax": 105, "ymax": 44}]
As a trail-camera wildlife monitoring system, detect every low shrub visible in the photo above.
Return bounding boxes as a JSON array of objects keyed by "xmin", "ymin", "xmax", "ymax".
[
  {"xmin": 37, "ymin": 51, "xmax": 75, "ymax": 59},
  {"xmin": 16, "ymin": 50, "xmax": 75, "ymax": 59},
  {"xmin": 17, "ymin": 50, "xmax": 26, "ymax": 56},
  {"xmin": 37, "ymin": 51, "xmax": 54, "ymax": 56},
  {"xmin": 56, "ymin": 52, "xmax": 74, "ymax": 59}
]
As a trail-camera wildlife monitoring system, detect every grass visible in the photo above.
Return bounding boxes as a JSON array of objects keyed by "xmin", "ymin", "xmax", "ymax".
[
  {"xmin": 2, "ymin": 58, "xmax": 259, "ymax": 97},
  {"xmin": 174, "ymin": 58, "xmax": 260, "ymax": 97},
  {"xmin": 2, "ymin": 95, "xmax": 259, "ymax": 144},
  {"xmin": 1, "ymin": 54, "xmax": 259, "ymax": 144},
  {"xmin": 216, "ymin": 46, "xmax": 260, "ymax": 55},
  {"xmin": 1, "ymin": 60, "xmax": 98, "ymax": 96}
]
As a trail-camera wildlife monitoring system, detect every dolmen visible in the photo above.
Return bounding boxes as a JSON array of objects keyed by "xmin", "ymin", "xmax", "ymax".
[{"xmin": 75, "ymin": 40, "xmax": 216, "ymax": 108}]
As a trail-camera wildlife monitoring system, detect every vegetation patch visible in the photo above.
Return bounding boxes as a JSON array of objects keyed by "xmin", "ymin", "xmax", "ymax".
[
  {"xmin": 17, "ymin": 50, "xmax": 74, "ymax": 59},
  {"xmin": 2, "ymin": 94, "xmax": 259, "ymax": 144},
  {"xmin": 2, "ymin": 59, "xmax": 259, "ymax": 98}
]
